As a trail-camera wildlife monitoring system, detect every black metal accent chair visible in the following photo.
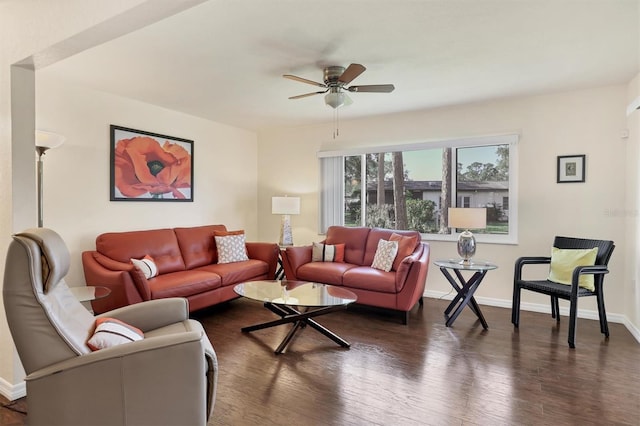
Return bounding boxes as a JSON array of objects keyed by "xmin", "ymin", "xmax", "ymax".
[{"xmin": 512, "ymin": 236, "xmax": 615, "ymax": 348}]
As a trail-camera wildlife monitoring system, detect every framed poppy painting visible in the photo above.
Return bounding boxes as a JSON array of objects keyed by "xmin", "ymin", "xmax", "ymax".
[{"xmin": 110, "ymin": 125, "xmax": 194, "ymax": 201}]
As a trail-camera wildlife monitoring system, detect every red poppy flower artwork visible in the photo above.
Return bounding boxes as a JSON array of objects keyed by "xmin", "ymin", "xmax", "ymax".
[{"xmin": 110, "ymin": 126, "xmax": 194, "ymax": 201}]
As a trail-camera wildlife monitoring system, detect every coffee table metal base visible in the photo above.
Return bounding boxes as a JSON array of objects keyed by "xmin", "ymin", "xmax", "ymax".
[{"xmin": 241, "ymin": 302, "xmax": 351, "ymax": 354}]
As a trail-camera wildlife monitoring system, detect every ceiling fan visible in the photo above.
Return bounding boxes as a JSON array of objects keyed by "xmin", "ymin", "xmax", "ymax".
[{"xmin": 283, "ymin": 63, "xmax": 395, "ymax": 109}]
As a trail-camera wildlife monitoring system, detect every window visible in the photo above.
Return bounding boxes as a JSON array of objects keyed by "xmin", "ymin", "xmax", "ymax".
[
  {"xmin": 458, "ymin": 196, "xmax": 471, "ymax": 208},
  {"xmin": 320, "ymin": 134, "xmax": 518, "ymax": 244}
]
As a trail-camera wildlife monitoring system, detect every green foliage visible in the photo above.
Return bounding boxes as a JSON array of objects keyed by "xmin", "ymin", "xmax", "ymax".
[
  {"xmin": 365, "ymin": 204, "xmax": 395, "ymax": 228},
  {"xmin": 458, "ymin": 145, "xmax": 509, "ymax": 181},
  {"xmin": 406, "ymin": 199, "xmax": 437, "ymax": 233}
]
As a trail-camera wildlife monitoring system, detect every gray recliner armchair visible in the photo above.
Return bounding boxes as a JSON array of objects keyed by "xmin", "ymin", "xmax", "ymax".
[{"xmin": 3, "ymin": 228, "xmax": 218, "ymax": 425}]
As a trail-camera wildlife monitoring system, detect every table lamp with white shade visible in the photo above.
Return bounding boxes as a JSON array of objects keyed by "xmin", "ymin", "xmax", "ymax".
[
  {"xmin": 448, "ymin": 207, "xmax": 487, "ymax": 264},
  {"xmin": 272, "ymin": 196, "xmax": 300, "ymax": 246}
]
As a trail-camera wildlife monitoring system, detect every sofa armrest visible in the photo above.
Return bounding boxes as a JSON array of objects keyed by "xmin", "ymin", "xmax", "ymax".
[
  {"xmin": 246, "ymin": 242, "xmax": 280, "ymax": 279},
  {"xmin": 82, "ymin": 251, "xmax": 146, "ymax": 314},
  {"xmin": 97, "ymin": 298, "xmax": 189, "ymax": 332},
  {"xmin": 394, "ymin": 242, "xmax": 430, "ymax": 310},
  {"xmin": 281, "ymin": 245, "xmax": 312, "ymax": 280}
]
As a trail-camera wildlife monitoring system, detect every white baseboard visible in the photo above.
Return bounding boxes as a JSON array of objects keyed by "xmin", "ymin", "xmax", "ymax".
[
  {"xmin": 424, "ymin": 290, "xmax": 639, "ymax": 344},
  {"xmin": 0, "ymin": 377, "xmax": 26, "ymax": 401}
]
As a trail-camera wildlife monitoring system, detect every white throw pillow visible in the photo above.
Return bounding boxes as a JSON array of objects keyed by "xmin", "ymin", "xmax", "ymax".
[
  {"xmin": 215, "ymin": 233, "xmax": 249, "ymax": 264},
  {"xmin": 131, "ymin": 255, "xmax": 158, "ymax": 279},
  {"xmin": 371, "ymin": 239, "xmax": 399, "ymax": 272},
  {"xmin": 87, "ymin": 317, "xmax": 144, "ymax": 351},
  {"xmin": 312, "ymin": 242, "xmax": 345, "ymax": 262}
]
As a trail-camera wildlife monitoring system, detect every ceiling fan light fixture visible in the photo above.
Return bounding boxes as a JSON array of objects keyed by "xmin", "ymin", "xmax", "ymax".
[{"xmin": 325, "ymin": 90, "xmax": 345, "ymax": 109}]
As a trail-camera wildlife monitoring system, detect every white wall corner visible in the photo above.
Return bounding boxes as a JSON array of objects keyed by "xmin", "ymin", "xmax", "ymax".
[
  {"xmin": 0, "ymin": 377, "xmax": 26, "ymax": 401},
  {"xmin": 624, "ymin": 316, "xmax": 640, "ymax": 344}
]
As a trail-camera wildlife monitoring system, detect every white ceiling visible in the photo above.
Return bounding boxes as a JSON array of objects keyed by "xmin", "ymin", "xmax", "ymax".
[{"xmin": 39, "ymin": 0, "xmax": 639, "ymax": 132}]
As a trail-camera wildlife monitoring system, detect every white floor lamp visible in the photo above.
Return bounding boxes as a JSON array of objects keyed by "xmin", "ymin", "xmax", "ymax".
[
  {"xmin": 36, "ymin": 130, "xmax": 65, "ymax": 227},
  {"xmin": 272, "ymin": 196, "xmax": 300, "ymax": 246}
]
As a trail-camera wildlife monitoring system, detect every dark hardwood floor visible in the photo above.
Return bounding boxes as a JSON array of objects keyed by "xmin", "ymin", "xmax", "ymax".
[{"xmin": 2, "ymin": 297, "xmax": 639, "ymax": 425}]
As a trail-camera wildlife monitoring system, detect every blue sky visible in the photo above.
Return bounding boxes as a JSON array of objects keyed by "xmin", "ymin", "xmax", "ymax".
[{"xmin": 402, "ymin": 146, "xmax": 501, "ymax": 180}]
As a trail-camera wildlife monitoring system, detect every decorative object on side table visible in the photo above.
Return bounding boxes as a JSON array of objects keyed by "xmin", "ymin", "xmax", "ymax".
[
  {"xmin": 110, "ymin": 125, "xmax": 194, "ymax": 201},
  {"xmin": 557, "ymin": 154, "xmax": 585, "ymax": 183},
  {"xmin": 272, "ymin": 196, "xmax": 300, "ymax": 246},
  {"xmin": 448, "ymin": 207, "xmax": 487, "ymax": 264},
  {"xmin": 36, "ymin": 130, "xmax": 65, "ymax": 227}
]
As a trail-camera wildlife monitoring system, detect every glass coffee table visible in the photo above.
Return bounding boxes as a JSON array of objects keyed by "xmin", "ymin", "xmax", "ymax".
[{"xmin": 234, "ymin": 280, "xmax": 357, "ymax": 354}]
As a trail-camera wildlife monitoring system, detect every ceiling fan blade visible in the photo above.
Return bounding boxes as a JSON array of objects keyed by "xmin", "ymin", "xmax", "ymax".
[
  {"xmin": 283, "ymin": 74, "xmax": 326, "ymax": 88},
  {"xmin": 347, "ymin": 84, "xmax": 395, "ymax": 93},
  {"xmin": 338, "ymin": 63, "xmax": 366, "ymax": 85},
  {"xmin": 288, "ymin": 90, "xmax": 327, "ymax": 100}
]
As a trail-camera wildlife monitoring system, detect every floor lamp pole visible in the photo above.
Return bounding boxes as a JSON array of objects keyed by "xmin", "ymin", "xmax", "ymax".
[{"xmin": 36, "ymin": 147, "xmax": 47, "ymax": 228}]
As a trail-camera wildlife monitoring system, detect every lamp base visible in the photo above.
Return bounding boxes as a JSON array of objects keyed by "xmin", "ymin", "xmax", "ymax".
[
  {"xmin": 457, "ymin": 230, "xmax": 477, "ymax": 264},
  {"xmin": 279, "ymin": 214, "xmax": 293, "ymax": 246}
]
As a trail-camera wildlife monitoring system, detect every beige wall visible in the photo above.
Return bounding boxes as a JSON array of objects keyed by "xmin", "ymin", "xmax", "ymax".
[
  {"xmin": 35, "ymin": 73, "xmax": 259, "ymax": 289},
  {"xmin": 0, "ymin": 0, "xmax": 152, "ymax": 400},
  {"xmin": 0, "ymin": 0, "xmax": 219, "ymax": 400},
  {"xmin": 257, "ymin": 85, "xmax": 635, "ymax": 332},
  {"xmin": 626, "ymin": 73, "xmax": 640, "ymax": 330}
]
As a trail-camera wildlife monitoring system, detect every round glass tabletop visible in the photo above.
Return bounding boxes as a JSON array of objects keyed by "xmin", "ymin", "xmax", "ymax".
[
  {"xmin": 69, "ymin": 285, "xmax": 111, "ymax": 302},
  {"xmin": 234, "ymin": 280, "xmax": 357, "ymax": 307},
  {"xmin": 434, "ymin": 259, "xmax": 498, "ymax": 271}
]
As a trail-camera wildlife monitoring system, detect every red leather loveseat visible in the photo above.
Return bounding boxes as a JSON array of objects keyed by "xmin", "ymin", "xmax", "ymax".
[
  {"xmin": 82, "ymin": 224, "xmax": 279, "ymax": 314},
  {"xmin": 281, "ymin": 226, "xmax": 430, "ymax": 323}
]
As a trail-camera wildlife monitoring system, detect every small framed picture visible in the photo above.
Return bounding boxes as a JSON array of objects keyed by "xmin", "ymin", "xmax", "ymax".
[
  {"xmin": 110, "ymin": 125, "xmax": 194, "ymax": 201},
  {"xmin": 557, "ymin": 155, "xmax": 585, "ymax": 183}
]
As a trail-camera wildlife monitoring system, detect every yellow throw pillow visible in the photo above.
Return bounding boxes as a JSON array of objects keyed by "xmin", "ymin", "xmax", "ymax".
[{"xmin": 548, "ymin": 247, "xmax": 598, "ymax": 291}]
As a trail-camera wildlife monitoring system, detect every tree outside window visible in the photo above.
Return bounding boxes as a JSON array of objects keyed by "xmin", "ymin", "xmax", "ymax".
[{"xmin": 343, "ymin": 144, "xmax": 509, "ymax": 235}]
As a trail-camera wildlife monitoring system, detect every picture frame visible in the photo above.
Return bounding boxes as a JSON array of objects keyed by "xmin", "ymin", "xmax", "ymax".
[
  {"xmin": 110, "ymin": 125, "xmax": 194, "ymax": 201},
  {"xmin": 557, "ymin": 154, "xmax": 585, "ymax": 183}
]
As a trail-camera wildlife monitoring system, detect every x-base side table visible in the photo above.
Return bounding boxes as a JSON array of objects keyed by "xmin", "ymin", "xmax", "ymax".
[{"xmin": 434, "ymin": 260, "xmax": 497, "ymax": 329}]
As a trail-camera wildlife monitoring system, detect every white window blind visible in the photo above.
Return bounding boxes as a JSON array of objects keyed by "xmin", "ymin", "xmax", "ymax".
[{"xmin": 319, "ymin": 156, "xmax": 344, "ymax": 233}]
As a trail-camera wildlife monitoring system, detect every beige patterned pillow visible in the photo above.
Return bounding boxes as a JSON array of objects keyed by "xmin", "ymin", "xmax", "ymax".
[
  {"xmin": 215, "ymin": 233, "xmax": 249, "ymax": 264},
  {"xmin": 371, "ymin": 239, "xmax": 399, "ymax": 272}
]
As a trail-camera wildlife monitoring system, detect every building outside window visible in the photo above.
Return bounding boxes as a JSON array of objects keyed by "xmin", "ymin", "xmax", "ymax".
[{"xmin": 320, "ymin": 134, "xmax": 518, "ymax": 244}]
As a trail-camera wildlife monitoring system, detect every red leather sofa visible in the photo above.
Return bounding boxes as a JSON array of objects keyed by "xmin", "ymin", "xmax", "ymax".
[
  {"xmin": 281, "ymin": 226, "xmax": 430, "ymax": 324},
  {"xmin": 82, "ymin": 224, "xmax": 279, "ymax": 314}
]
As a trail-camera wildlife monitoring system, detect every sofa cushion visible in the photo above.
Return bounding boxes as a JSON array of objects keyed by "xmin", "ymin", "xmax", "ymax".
[
  {"xmin": 87, "ymin": 317, "xmax": 144, "ymax": 351},
  {"xmin": 96, "ymin": 228, "xmax": 186, "ymax": 274},
  {"xmin": 131, "ymin": 255, "xmax": 158, "ymax": 279},
  {"xmin": 149, "ymin": 270, "xmax": 222, "ymax": 299},
  {"xmin": 371, "ymin": 239, "xmax": 399, "ymax": 272},
  {"xmin": 312, "ymin": 242, "xmax": 345, "ymax": 262},
  {"xmin": 198, "ymin": 259, "xmax": 269, "ymax": 286},
  {"xmin": 174, "ymin": 224, "xmax": 227, "ymax": 268},
  {"xmin": 214, "ymin": 232, "xmax": 249, "ymax": 263},
  {"xmin": 325, "ymin": 226, "xmax": 371, "ymax": 265},
  {"xmin": 363, "ymin": 228, "xmax": 421, "ymax": 266},
  {"xmin": 548, "ymin": 247, "xmax": 598, "ymax": 291},
  {"xmin": 390, "ymin": 233, "xmax": 420, "ymax": 271},
  {"xmin": 343, "ymin": 267, "xmax": 397, "ymax": 293},
  {"xmin": 297, "ymin": 262, "xmax": 358, "ymax": 285}
]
